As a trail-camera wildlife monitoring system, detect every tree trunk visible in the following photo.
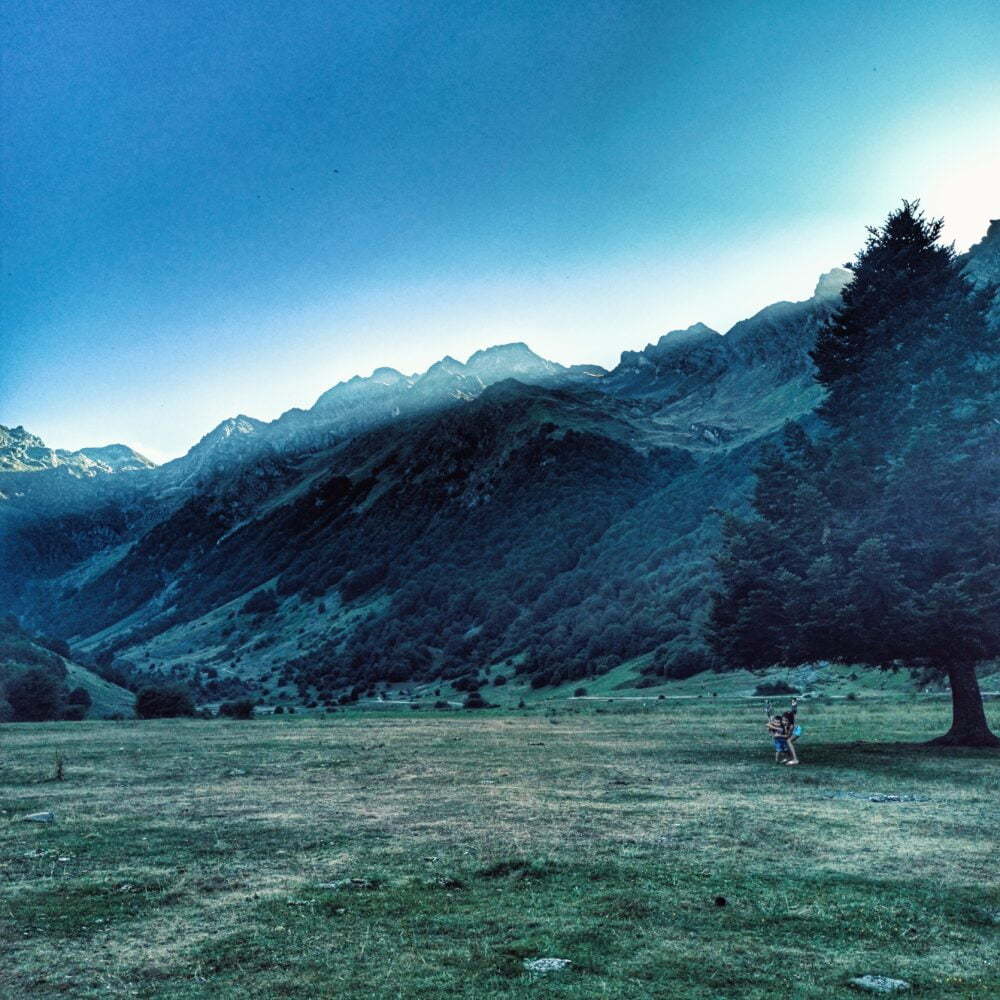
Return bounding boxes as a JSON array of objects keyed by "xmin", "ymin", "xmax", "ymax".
[{"xmin": 928, "ymin": 662, "xmax": 1000, "ymax": 748}]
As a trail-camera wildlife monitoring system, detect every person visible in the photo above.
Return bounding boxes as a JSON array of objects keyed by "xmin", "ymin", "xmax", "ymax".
[
  {"xmin": 780, "ymin": 710, "xmax": 800, "ymax": 765},
  {"xmin": 766, "ymin": 697, "xmax": 801, "ymax": 765},
  {"xmin": 767, "ymin": 713, "xmax": 791, "ymax": 763}
]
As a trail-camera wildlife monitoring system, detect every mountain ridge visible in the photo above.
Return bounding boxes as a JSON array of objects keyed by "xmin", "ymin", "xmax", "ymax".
[{"xmin": 2, "ymin": 221, "xmax": 996, "ymax": 702}]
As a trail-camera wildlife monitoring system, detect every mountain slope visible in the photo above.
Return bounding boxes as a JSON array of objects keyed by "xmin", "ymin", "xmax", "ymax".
[
  {"xmin": 4, "ymin": 221, "xmax": 996, "ymax": 701},
  {"xmin": 0, "ymin": 616, "xmax": 134, "ymax": 720},
  {"xmin": 598, "ymin": 268, "xmax": 850, "ymax": 448},
  {"xmin": 156, "ymin": 343, "xmax": 603, "ymax": 486},
  {"xmin": 44, "ymin": 382, "xmax": 719, "ymax": 699},
  {"xmin": 0, "ymin": 271, "xmax": 855, "ymax": 697},
  {"xmin": 0, "ymin": 425, "xmax": 153, "ymax": 476}
]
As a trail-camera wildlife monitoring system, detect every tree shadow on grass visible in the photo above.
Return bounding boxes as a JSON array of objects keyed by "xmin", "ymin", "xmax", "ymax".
[{"xmin": 701, "ymin": 740, "xmax": 999, "ymax": 784}]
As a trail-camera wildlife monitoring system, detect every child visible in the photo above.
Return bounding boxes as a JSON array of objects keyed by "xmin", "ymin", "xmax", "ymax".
[
  {"xmin": 766, "ymin": 697, "xmax": 801, "ymax": 765},
  {"xmin": 780, "ymin": 710, "xmax": 800, "ymax": 765},
  {"xmin": 767, "ymin": 713, "xmax": 790, "ymax": 762}
]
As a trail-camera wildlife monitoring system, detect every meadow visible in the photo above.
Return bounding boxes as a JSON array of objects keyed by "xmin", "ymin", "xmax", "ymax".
[{"xmin": 2, "ymin": 697, "xmax": 998, "ymax": 999}]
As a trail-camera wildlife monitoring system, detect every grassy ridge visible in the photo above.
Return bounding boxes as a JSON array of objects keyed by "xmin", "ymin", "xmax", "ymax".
[{"xmin": 1, "ymin": 700, "xmax": 998, "ymax": 998}]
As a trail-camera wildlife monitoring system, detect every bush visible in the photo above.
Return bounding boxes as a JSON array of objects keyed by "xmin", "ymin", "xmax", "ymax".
[
  {"xmin": 573, "ymin": 686, "xmax": 588, "ymax": 697},
  {"xmin": 6, "ymin": 668, "xmax": 65, "ymax": 722},
  {"xmin": 340, "ymin": 561, "xmax": 388, "ymax": 603},
  {"xmin": 218, "ymin": 698, "xmax": 256, "ymax": 719},
  {"xmin": 67, "ymin": 686, "xmax": 93, "ymax": 709},
  {"xmin": 135, "ymin": 685, "xmax": 196, "ymax": 719},
  {"xmin": 463, "ymin": 691, "xmax": 491, "ymax": 709},
  {"xmin": 37, "ymin": 635, "xmax": 72, "ymax": 659},
  {"xmin": 273, "ymin": 705, "xmax": 284, "ymax": 715},
  {"xmin": 61, "ymin": 704, "xmax": 88, "ymax": 721},
  {"xmin": 651, "ymin": 641, "xmax": 720, "ymax": 680},
  {"xmin": 753, "ymin": 681, "xmax": 800, "ymax": 697},
  {"xmin": 492, "ymin": 675, "xmax": 507, "ymax": 686},
  {"xmin": 240, "ymin": 590, "xmax": 279, "ymax": 616}
]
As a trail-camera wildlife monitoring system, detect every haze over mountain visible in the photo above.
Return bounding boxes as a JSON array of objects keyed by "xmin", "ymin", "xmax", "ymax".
[{"xmin": 1, "ymin": 226, "xmax": 995, "ymax": 707}]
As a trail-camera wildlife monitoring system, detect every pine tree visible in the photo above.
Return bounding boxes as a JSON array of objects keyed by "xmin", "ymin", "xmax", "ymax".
[{"xmin": 708, "ymin": 203, "xmax": 999, "ymax": 746}]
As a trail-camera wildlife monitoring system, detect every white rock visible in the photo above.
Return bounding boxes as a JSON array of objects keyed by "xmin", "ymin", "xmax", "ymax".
[
  {"xmin": 850, "ymin": 975, "xmax": 910, "ymax": 993},
  {"xmin": 24, "ymin": 811, "xmax": 55, "ymax": 823},
  {"xmin": 524, "ymin": 957, "xmax": 571, "ymax": 973}
]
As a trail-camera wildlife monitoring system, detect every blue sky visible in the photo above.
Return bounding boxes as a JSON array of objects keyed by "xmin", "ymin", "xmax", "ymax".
[{"xmin": 2, "ymin": 0, "xmax": 998, "ymax": 461}]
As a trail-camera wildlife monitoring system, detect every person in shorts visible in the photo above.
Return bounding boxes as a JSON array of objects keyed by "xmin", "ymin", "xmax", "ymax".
[{"xmin": 767, "ymin": 714, "xmax": 790, "ymax": 762}]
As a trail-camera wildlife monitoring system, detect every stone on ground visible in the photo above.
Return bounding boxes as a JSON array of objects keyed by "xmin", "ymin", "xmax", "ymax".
[
  {"xmin": 524, "ymin": 957, "xmax": 572, "ymax": 973},
  {"xmin": 849, "ymin": 974, "xmax": 911, "ymax": 993},
  {"xmin": 23, "ymin": 811, "xmax": 55, "ymax": 823}
]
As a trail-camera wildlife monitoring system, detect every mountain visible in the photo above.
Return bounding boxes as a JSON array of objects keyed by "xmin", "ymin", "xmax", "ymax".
[
  {"xmin": 0, "ymin": 272, "xmax": 845, "ymax": 697},
  {"xmin": 0, "ymin": 615, "xmax": 134, "ymax": 720},
  {"xmin": 2, "ymin": 222, "xmax": 995, "ymax": 704},
  {"xmin": 150, "ymin": 343, "xmax": 599, "ymax": 488},
  {"xmin": 0, "ymin": 425, "xmax": 153, "ymax": 476},
  {"xmin": 961, "ymin": 219, "xmax": 1000, "ymax": 324},
  {"xmin": 599, "ymin": 268, "xmax": 850, "ymax": 448},
  {"xmin": 961, "ymin": 218, "xmax": 1000, "ymax": 288},
  {"xmin": 156, "ymin": 415, "xmax": 268, "ymax": 490}
]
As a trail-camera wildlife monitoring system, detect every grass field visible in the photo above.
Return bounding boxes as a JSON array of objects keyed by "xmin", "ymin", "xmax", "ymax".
[{"xmin": 2, "ymin": 698, "xmax": 998, "ymax": 998}]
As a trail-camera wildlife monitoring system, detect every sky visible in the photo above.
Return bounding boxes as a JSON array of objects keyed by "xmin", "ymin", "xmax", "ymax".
[{"xmin": 2, "ymin": 1, "xmax": 999, "ymax": 461}]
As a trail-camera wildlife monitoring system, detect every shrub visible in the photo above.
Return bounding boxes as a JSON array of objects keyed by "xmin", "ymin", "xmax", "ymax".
[
  {"xmin": 753, "ymin": 681, "xmax": 800, "ymax": 697},
  {"xmin": 61, "ymin": 704, "xmax": 88, "ymax": 721},
  {"xmin": 273, "ymin": 705, "xmax": 285, "ymax": 715},
  {"xmin": 218, "ymin": 698, "xmax": 256, "ymax": 719},
  {"xmin": 463, "ymin": 691, "xmax": 491, "ymax": 709},
  {"xmin": 37, "ymin": 635, "xmax": 72, "ymax": 659},
  {"xmin": 135, "ymin": 685, "xmax": 196, "ymax": 719},
  {"xmin": 6, "ymin": 668, "xmax": 64, "ymax": 722},
  {"xmin": 653, "ymin": 641, "xmax": 720, "ymax": 680},
  {"xmin": 67, "ymin": 686, "xmax": 93, "ymax": 709},
  {"xmin": 573, "ymin": 686, "xmax": 588, "ymax": 697},
  {"xmin": 492, "ymin": 675, "xmax": 507, "ymax": 687},
  {"xmin": 240, "ymin": 590, "xmax": 279, "ymax": 616},
  {"xmin": 340, "ymin": 561, "xmax": 388, "ymax": 603}
]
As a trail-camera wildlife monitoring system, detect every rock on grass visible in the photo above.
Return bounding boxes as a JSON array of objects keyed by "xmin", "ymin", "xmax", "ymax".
[
  {"xmin": 23, "ymin": 811, "xmax": 55, "ymax": 823},
  {"xmin": 849, "ymin": 975, "xmax": 911, "ymax": 993},
  {"xmin": 524, "ymin": 957, "xmax": 571, "ymax": 973}
]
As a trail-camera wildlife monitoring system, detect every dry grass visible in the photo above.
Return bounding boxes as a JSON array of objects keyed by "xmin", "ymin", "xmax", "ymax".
[{"xmin": 1, "ymin": 699, "xmax": 998, "ymax": 998}]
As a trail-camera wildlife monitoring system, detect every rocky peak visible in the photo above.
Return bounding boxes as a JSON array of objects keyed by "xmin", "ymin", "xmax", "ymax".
[
  {"xmin": 962, "ymin": 219, "xmax": 1000, "ymax": 289},
  {"xmin": 463, "ymin": 342, "xmax": 563, "ymax": 385},
  {"xmin": 74, "ymin": 444, "xmax": 154, "ymax": 472},
  {"xmin": 813, "ymin": 267, "xmax": 851, "ymax": 300},
  {"xmin": 370, "ymin": 367, "xmax": 408, "ymax": 385},
  {"xmin": 420, "ymin": 355, "xmax": 468, "ymax": 379},
  {"xmin": 650, "ymin": 322, "xmax": 723, "ymax": 354},
  {"xmin": 0, "ymin": 425, "xmax": 153, "ymax": 475},
  {"xmin": 204, "ymin": 415, "xmax": 264, "ymax": 442}
]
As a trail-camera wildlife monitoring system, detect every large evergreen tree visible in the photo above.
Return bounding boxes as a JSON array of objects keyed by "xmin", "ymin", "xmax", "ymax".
[{"xmin": 708, "ymin": 203, "xmax": 999, "ymax": 746}]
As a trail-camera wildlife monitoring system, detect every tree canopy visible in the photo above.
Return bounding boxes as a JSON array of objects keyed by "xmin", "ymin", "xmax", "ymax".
[{"xmin": 708, "ymin": 202, "xmax": 999, "ymax": 746}]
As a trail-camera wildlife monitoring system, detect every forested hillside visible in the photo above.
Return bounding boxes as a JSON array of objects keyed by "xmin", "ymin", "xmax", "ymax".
[
  {"xmin": 0, "ymin": 616, "xmax": 133, "ymax": 721},
  {"xmin": 1, "ymin": 216, "xmax": 996, "ymax": 706}
]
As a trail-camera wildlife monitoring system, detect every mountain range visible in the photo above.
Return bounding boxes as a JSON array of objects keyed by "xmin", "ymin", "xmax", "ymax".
[{"xmin": 2, "ymin": 221, "xmax": 996, "ymax": 705}]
